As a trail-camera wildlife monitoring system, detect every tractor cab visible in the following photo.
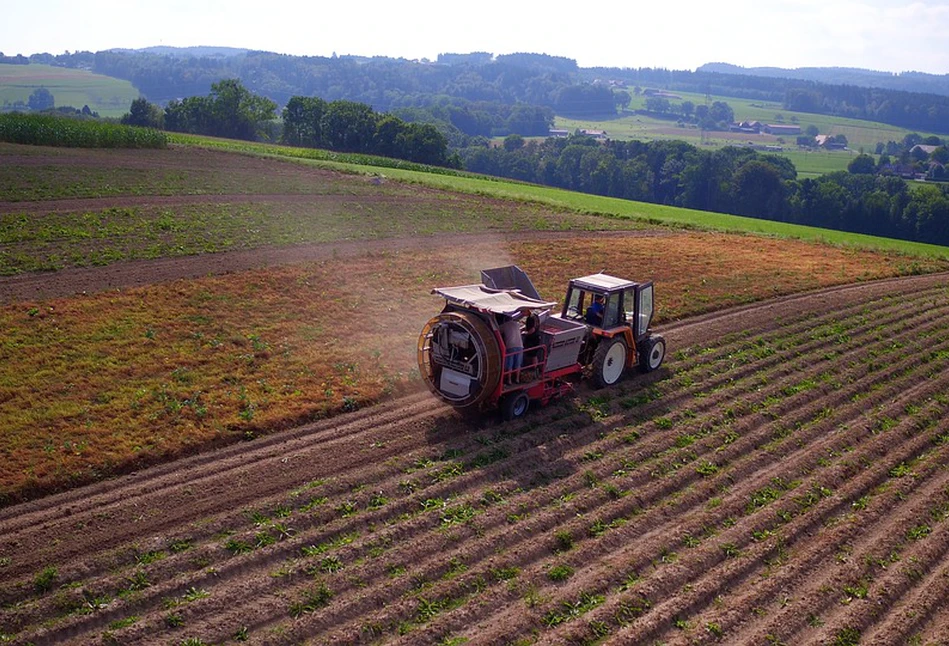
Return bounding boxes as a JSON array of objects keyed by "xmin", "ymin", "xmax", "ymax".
[
  {"xmin": 561, "ymin": 273, "xmax": 655, "ymax": 339},
  {"xmin": 559, "ymin": 273, "xmax": 663, "ymax": 387}
]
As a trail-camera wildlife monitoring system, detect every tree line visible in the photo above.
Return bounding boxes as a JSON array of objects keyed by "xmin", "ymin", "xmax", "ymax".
[
  {"xmin": 29, "ymin": 49, "xmax": 949, "ymax": 136},
  {"xmin": 463, "ymin": 135, "xmax": 949, "ymax": 246},
  {"xmin": 697, "ymin": 63, "xmax": 949, "ymax": 101},
  {"xmin": 123, "ymin": 80, "xmax": 454, "ymax": 167}
]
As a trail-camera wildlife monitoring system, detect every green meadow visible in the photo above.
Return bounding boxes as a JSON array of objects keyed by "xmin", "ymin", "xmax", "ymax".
[
  {"xmin": 0, "ymin": 63, "xmax": 140, "ymax": 118},
  {"xmin": 171, "ymin": 133, "xmax": 949, "ymax": 260},
  {"xmin": 554, "ymin": 87, "xmax": 941, "ymax": 178}
]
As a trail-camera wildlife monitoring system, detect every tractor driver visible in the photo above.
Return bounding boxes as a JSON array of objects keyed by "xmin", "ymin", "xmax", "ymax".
[{"xmin": 585, "ymin": 294, "xmax": 605, "ymax": 326}]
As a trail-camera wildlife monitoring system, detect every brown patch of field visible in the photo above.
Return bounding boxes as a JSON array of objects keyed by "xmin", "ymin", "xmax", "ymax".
[{"xmin": 1, "ymin": 230, "xmax": 939, "ymax": 504}]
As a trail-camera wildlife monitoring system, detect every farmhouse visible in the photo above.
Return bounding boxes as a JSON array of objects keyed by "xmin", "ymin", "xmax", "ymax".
[
  {"xmin": 880, "ymin": 162, "xmax": 923, "ymax": 180},
  {"xmin": 764, "ymin": 123, "xmax": 801, "ymax": 135},
  {"xmin": 579, "ymin": 129, "xmax": 608, "ymax": 140},
  {"xmin": 548, "ymin": 129, "xmax": 569, "ymax": 138},
  {"xmin": 911, "ymin": 144, "xmax": 939, "ymax": 156},
  {"xmin": 815, "ymin": 135, "xmax": 846, "ymax": 150},
  {"xmin": 642, "ymin": 89, "xmax": 681, "ymax": 99},
  {"xmin": 593, "ymin": 79, "xmax": 628, "ymax": 88},
  {"xmin": 730, "ymin": 121, "xmax": 760, "ymax": 133}
]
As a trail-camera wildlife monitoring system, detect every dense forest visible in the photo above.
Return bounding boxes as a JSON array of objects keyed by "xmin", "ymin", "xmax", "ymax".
[{"xmin": 16, "ymin": 49, "xmax": 949, "ymax": 135}]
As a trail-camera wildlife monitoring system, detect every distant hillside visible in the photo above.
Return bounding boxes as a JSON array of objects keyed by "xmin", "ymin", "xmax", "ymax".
[
  {"xmin": 0, "ymin": 63, "xmax": 140, "ymax": 118},
  {"xmin": 698, "ymin": 62, "xmax": 949, "ymax": 98},
  {"xmin": 5, "ymin": 48, "xmax": 949, "ymax": 135}
]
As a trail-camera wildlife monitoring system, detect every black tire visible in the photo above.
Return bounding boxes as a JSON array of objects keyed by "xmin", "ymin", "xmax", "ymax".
[
  {"xmin": 592, "ymin": 337, "xmax": 628, "ymax": 388},
  {"xmin": 500, "ymin": 391, "xmax": 530, "ymax": 421},
  {"xmin": 639, "ymin": 335, "xmax": 666, "ymax": 373}
]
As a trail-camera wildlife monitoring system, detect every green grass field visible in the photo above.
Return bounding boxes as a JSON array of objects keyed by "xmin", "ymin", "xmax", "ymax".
[
  {"xmin": 554, "ymin": 88, "xmax": 941, "ymax": 178},
  {"xmin": 0, "ymin": 63, "xmax": 140, "ymax": 118},
  {"xmin": 553, "ymin": 111, "xmax": 860, "ymax": 178},
  {"xmin": 172, "ymin": 134, "xmax": 949, "ymax": 260},
  {"xmin": 622, "ymin": 88, "xmax": 930, "ymax": 149}
]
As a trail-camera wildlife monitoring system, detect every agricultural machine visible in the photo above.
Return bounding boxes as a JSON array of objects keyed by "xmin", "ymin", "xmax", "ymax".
[{"xmin": 417, "ymin": 266, "xmax": 666, "ymax": 420}]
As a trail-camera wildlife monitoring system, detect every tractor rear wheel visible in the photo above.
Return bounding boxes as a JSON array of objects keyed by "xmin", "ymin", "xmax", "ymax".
[
  {"xmin": 501, "ymin": 391, "xmax": 530, "ymax": 421},
  {"xmin": 592, "ymin": 337, "xmax": 628, "ymax": 388},
  {"xmin": 639, "ymin": 335, "xmax": 666, "ymax": 373}
]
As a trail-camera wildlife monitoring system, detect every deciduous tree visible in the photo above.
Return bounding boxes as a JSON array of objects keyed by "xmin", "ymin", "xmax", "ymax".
[
  {"xmin": 848, "ymin": 154, "xmax": 876, "ymax": 175},
  {"xmin": 27, "ymin": 88, "xmax": 54, "ymax": 111}
]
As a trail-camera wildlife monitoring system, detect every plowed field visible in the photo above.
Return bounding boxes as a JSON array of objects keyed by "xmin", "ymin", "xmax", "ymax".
[{"xmin": 3, "ymin": 272, "xmax": 949, "ymax": 645}]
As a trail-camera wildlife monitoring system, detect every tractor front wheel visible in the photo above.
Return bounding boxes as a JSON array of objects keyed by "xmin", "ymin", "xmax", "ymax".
[
  {"xmin": 501, "ymin": 391, "xmax": 530, "ymax": 421},
  {"xmin": 639, "ymin": 335, "xmax": 666, "ymax": 373},
  {"xmin": 592, "ymin": 337, "xmax": 628, "ymax": 388}
]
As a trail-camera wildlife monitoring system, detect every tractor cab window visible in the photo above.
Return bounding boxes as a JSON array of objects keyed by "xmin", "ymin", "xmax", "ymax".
[
  {"xmin": 584, "ymin": 292, "xmax": 606, "ymax": 326},
  {"xmin": 622, "ymin": 287, "xmax": 636, "ymax": 324},
  {"xmin": 636, "ymin": 284, "xmax": 654, "ymax": 338},
  {"xmin": 564, "ymin": 288, "xmax": 585, "ymax": 320},
  {"xmin": 602, "ymin": 293, "xmax": 622, "ymax": 328},
  {"xmin": 565, "ymin": 287, "xmax": 626, "ymax": 328}
]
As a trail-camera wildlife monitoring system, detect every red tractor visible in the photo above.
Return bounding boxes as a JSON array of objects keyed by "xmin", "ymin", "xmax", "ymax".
[{"xmin": 417, "ymin": 266, "xmax": 665, "ymax": 420}]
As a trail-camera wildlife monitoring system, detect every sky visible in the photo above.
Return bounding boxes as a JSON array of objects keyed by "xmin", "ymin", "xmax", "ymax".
[{"xmin": 3, "ymin": 0, "xmax": 949, "ymax": 75}]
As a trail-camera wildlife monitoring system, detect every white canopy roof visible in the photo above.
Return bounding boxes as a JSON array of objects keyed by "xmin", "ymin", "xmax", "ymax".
[
  {"xmin": 432, "ymin": 285, "xmax": 556, "ymax": 316},
  {"xmin": 571, "ymin": 273, "xmax": 638, "ymax": 292}
]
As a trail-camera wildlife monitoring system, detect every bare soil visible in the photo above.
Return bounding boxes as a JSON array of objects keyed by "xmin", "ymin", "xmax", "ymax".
[
  {"xmin": 2, "ymin": 261, "xmax": 948, "ymax": 645},
  {"xmin": 3, "ymin": 142, "xmax": 948, "ymax": 644}
]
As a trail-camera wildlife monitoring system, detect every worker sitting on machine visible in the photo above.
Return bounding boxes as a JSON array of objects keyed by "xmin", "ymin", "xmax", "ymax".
[
  {"xmin": 585, "ymin": 294, "xmax": 605, "ymax": 326},
  {"xmin": 499, "ymin": 313, "xmax": 524, "ymax": 384},
  {"xmin": 520, "ymin": 312, "xmax": 542, "ymax": 382}
]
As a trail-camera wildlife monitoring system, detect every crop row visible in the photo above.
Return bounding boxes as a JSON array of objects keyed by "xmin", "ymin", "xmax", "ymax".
[{"xmin": 3, "ymin": 284, "xmax": 949, "ymax": 645}]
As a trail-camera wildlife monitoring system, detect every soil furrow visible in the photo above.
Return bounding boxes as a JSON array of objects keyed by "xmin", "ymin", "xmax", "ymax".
[
  {"xmin": 677, "ymin": 400, "xmax": 949, "ymax": 643},
  {"xmin": 605, "ymin": 427, "xmax": 949, "ymax": 645},
  {"xmin": 441, "ymin": 313, "xmax": 949, "ymax": 645},
  {"xmin": 217, "ymin": 316, "xmax": 948, "ymax": 644},
  {"xmin": 5, "ymin": 274, "xmax": 949, "ymax": 645}
]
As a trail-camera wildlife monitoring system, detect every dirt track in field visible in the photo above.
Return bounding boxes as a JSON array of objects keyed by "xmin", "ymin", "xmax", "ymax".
[
  {"xmin": 2, "ymin": 267, "xmax": 949, "ymax": 645},
  {"xmin": 0, "ymin": 230, "xmax": 667, "ymax": 305}
]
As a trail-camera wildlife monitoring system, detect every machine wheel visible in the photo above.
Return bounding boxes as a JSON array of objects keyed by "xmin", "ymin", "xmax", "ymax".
[
  {"xmin": 639, "ymin": 335, "xmax": 666, "ymax": 373},
  {"xmin": 592, "ymin": 337, "xmax": 628, "ymax": 388},
  {"xmin": 501, "ymin": 391, "xmax": 530, "ymax": 421}
]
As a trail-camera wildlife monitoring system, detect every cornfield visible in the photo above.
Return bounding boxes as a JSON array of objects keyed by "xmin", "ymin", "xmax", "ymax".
[{"xmin": 0, "ymin": 112, "xmax": 166, "ymax": 149}]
